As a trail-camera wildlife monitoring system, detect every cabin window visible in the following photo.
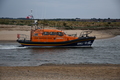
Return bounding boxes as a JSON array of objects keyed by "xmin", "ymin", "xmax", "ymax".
[
  {"xmin": 43, "ymin": 32, "xmax": 49, "ymax": 35},
  {"xmin": 50, "ymin": 32, "xmax": 56, "ymax": 35},
  {"xmin": 57, "ymin": 32, "xmax": 63, "ymax": 36},
  {"xmin": 34, "ymin": 33, "xmax": 38, "ymax": 36}
]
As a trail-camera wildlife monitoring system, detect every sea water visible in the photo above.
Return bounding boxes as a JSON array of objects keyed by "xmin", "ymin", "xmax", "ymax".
[{"xmin": 0, "ymin": 36, "xmax": 120, "ymax": 66}]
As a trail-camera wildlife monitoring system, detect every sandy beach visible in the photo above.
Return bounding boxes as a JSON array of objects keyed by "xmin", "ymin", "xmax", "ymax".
[
  {"xmin": 0, "ymin": 25, "xmax": 120, "ymax": 41},
  {"xmin": 0, "ymin": 64, "xmax": 120, "ymax": 80},
  {"xmin": 0, "ymin": 25, "xmax": 120, "ymax": 80}
]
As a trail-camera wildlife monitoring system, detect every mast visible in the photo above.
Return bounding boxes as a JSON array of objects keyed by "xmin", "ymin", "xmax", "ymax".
[
  {"xmin": 30, "ymin": 10, "xmax": 38, "ymax": 41},
  {"xmin": 30, "ymin": 9, "xmax": 34, "ymax": 41}
]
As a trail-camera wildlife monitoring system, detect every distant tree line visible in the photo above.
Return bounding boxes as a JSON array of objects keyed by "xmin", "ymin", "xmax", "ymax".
[
  {"xmin": 0, "ymin": 17, "xmax": 120, "ymax": 22},
  {"xmin": 47, "ymin": 18, "xmax": 120, "ymax": 22}
]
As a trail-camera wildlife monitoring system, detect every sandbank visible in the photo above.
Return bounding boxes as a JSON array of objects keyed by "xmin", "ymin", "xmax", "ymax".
[
  {"xmin": 0, "ymin": 64, "xmax": 120, "ymax": 80},
  {"xmin": 0, "ymin": 24, "xmax": 120, "ymax": 41}
]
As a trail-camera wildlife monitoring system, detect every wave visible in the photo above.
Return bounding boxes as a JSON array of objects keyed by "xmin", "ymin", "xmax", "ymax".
[{"xmin": 0, "ymin": 45, "xmax": 26, "ymax": 49}]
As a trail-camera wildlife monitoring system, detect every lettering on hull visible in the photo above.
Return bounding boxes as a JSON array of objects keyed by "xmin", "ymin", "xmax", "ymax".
[{"xmin": 77, "ymin": 41, "xmax": 92, "ymax": 45}]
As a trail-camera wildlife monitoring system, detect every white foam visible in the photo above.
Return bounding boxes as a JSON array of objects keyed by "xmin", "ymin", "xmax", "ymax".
[{"xmin": 0, "ymin": 45, "xmax": 26, "ymax": 49}]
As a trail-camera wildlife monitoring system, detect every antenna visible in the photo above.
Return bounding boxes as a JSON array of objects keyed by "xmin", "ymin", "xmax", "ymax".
[
  {"xmin": 31, "ymin": 9, "xmax": 32, "ymax": 15},
  {"xmin": 30, "ymin": 9, "xmax": 34, "ymax": 19}
]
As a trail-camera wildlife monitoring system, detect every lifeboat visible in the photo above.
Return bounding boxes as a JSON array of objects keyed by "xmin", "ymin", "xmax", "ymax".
[{"xmin": 17, "ymin": 23, "xmax": 96, "ymax": 48}]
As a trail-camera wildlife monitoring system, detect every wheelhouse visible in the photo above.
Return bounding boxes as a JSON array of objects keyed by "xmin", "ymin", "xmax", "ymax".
[{"xmin": 31, "ymin": 29, "xmax": 78, "ymax": 42}]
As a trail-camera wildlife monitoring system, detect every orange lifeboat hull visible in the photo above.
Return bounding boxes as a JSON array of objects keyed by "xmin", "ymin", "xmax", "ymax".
[{"xmin": 17, "ymin": 37, "xmax": 96, "ymax": 47}]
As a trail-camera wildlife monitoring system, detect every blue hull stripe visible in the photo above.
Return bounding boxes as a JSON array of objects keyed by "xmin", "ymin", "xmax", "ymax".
[{"xmin": 17, "ymin": 37, "xmax": 95, "ymax": 47}]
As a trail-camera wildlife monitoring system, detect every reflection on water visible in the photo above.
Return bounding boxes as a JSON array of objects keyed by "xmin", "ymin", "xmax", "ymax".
[{"xmin": 0, "ymin": 36, "xmax": 120, "ymax": 66}]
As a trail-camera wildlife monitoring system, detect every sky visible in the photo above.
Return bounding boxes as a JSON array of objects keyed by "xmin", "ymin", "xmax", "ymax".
[{"xmin": 0, "ymin": 0, "xmax": 120, "ymax": 19}]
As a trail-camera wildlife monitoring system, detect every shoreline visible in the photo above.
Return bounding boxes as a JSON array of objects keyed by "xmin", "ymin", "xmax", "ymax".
[
  {"xmin": 0, "ymin": 29, "xmax": 120, "ymax": 41},
  {"xmin": 0, "ymin": 64, "xmax": 120, "ymax": 80},
  {"xmin": 0, "ymin": 24, "xmax": 120, "ymax": 40}
]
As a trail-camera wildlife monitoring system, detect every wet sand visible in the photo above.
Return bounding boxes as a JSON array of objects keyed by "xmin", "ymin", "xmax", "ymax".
[{"xmin": 0, "ymin": 64, "xmax": 120, "ymax": 80}]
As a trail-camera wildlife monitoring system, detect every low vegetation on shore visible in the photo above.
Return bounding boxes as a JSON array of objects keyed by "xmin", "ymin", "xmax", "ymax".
[{"xmin": 0, "ymin": 18, "xmax": 120, "ymax": 30}]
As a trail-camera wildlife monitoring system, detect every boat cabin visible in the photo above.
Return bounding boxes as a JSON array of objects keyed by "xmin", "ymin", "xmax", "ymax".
[{"xmin": 31, "ymin": 29, "xmax": 78, "ymax": 42}]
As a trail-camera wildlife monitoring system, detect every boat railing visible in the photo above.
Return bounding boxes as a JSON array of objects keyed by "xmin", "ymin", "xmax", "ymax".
[
  {"xmin": 17, "ymin": 34, "xmax": 29, "ymax": 41},
  {"xmin": 79, "ymin": 31, "xmax": 92, "ymax": 37},
  {"xmin": 67, "ymin": 34, "xmax": 77, "ymax": 37}
]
